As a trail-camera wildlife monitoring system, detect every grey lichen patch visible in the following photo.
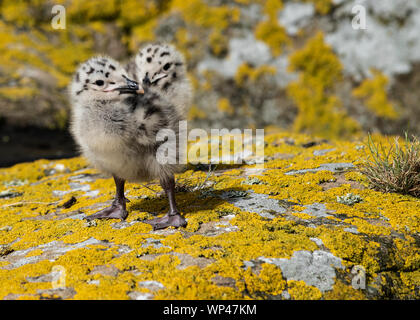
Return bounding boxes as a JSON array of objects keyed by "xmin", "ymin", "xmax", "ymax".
[
  {"xmin": 279, "ymin": 1, "xmax": 315, "ymax": 36},
  {"xmin": 241, "ymin": 177, "xmax": 263, "ymax": 185},
  {"xmin": 26, "ymin": 271, "xmax": 58, "ymax": 283},
  {"xmin": 243, "ymin": 167, "xmax": 266, "ymax": 176},
  {"xmin": 285, "ymin": 163, "xmax": 355, "ymax": 175},
  {"xmin": 174, "ymin": 253, "xmax": 215, "ymax": 270},
  {"xmin": 224, "ymin": 191, "xmax": 286, "ymax": 219},
  {"xmin": 2, "ymin": 179, "xmax": 28, "ymax": 187},
  {"xmin": 281, "ymin": 290, "xmax": 291, "ymax": 300},
  {"xmin": 259, "ymin": 250, "xmax": 344, "ymax": 292},
  {"xmin": 242, "ymin": 260, "xmax": 255, "ymax": 270},
  {"xmin": 0, "ymin": 190, "xmax": 23, "ymax": 199},
  {"xmin": 128, "ymin": 291, "xmax": 154, "ymax": 300},
  {"xmin": 4, "ymin": 287, "xmax": 77, "ymax": 300},
  {"xmin": 220, "ymin": 190, "xmax": 248, "ymax": 199},
  {"xmin": 43, "ymin": 163, "xmax": 69, "ymax": 176},
  {"xmin": 141, "ymin": 238, "xmax": 170, "ymax": 249},
  {"xmin": 84, "ymin": 220, "xmax": 97, "ymax": 227},
  {"xmin": 344, "ymin": 227, "xmax": 359, "ymax": 234},
  {"xmin": 90, "ymin": 264, "xmax": 120, "ymax": 277},
  {"xmin": 69, "ymin": 173, "xmax": 97, "ymax": 183},
  {"xmin": 211, "ymin": 275, "xmax": 237, "ymax": 289},
  {"xmin": 337, "ymin": 193, "xmax": 363, "ymax": 206},
  {"xmin": 112, "ymin": 220, "xmax": 139, "ymax": 230},
  {"xmin": 84, "ymin": 190, "xmax": 100, "ymax": 198},
  {"xmin": 313, "ymin": 149, "xmax": 336, "ymax": 156},
  {"xmin": 68, "ymin": 213, "xmax": 87, "ymax": 220},
  {"xmin": 302, "ymin": 203, "xmax": 332, "ymax": 218},
  {"xmin": 309, "ymin": 237, "xmax": 324, "ymax": 247},
  {"xmin": 196, "ymin": 219, "xmax": 239, "ymax": 237},
  {"xmin": 215, "ymin": 220, "xmax": 239, "ymax": 234},
  {"xmin": 2, "ymin": 237, "xmax": 103, "ymax": 270},
  {"xmin": 52, "ymin": 182, "xmax": 91, "ymax": 197},
  {"xmin": 138, "ymin": 280, "xmax": 165, "ymax": 291}
]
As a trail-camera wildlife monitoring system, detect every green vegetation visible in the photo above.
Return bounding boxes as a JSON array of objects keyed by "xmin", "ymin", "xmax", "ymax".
[{"xmin": 361, "ymin": 134, "xmax": 420, "ymax": 198}]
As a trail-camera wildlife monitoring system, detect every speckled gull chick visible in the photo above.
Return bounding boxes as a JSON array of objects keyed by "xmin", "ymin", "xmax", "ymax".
[
  {"xmin": 69, "ymin": 55, "xmax": 189, "ymax": 230},
  {"xmin": 126, "ymin": 42, "xmax": 192, "ymax": 121},
  {"xmin": 126, "ymin": 42, "xmax": 193, "ymax": 229}
]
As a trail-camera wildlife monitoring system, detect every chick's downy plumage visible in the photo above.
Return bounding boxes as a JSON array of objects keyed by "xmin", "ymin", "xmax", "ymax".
[
  {"xmin": 69, "ymin": 55, "xmax": 188, "ymax": 229},
  {"xmin": 127, "ymin": 43, "xmax": 192, "ymax": 117}
]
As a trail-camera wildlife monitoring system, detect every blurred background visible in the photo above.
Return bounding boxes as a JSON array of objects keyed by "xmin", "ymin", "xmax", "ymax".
[{"xmin": 1, "ymin": 0, "xmax": 419, "ymax": 167}]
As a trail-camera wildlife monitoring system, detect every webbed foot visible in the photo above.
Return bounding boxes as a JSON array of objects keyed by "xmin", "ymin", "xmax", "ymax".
[
  {"xmin": 85, "ymin": 199, "xmax": 128, "ymax": 221},
  {"xmin": 143, "ymin": 213, "xmax": 187, "ymax": 230},
  {"xmin": 143, "ymin": 175, "xmax": 186, "ymax": 230}
]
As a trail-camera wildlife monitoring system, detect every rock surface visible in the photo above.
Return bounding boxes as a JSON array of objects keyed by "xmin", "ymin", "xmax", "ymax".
[{"xmin": 0, "ymin": 131, "xmax": 418, "ymax": 300}]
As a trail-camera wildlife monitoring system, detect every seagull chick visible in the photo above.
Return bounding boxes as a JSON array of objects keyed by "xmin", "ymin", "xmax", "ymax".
[
  {"xmin": 127, "ymin": 43, "xmax": 192, "ymax": 117},
  {"xmin": 69, "ymin": 56, "xmax": 187, "ymax": 230}
]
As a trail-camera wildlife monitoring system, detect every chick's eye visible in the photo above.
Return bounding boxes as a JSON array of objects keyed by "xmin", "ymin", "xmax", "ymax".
[
  {"xmin": 163, "ymin": 63, "xmax": 171, "ymax": 71},
  {"xmin": 95, "ymin": 80, "xmax": 104, "ymax": 86}
]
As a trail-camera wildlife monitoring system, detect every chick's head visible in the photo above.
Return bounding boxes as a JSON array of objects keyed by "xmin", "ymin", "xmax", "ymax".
[{"xmin": 70, "ymin": 56, "xmax": 143, "ymax": 103}]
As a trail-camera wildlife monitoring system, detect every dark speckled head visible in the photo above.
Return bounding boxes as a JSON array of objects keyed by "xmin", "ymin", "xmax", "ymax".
[
  {"xmin": 70, "ymin": 56, "xmax": 142, "ymax": 103},
  {"xmin": 134, "ymin": 43, "xmax": 187, "ymax": 93}
]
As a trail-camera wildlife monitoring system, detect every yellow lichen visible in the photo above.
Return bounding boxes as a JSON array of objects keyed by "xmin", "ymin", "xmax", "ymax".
[
  {"xmin": 187, "ymin": 105, "xmax": 206, "ymax": 120},
  {"xmin": 129, "ymin": 19, "xmax": 158, "ymax": 51},
  {"xmin": 323, "ymin": 281, "xmax": 366, "ymax": 300},
  {"xmin": 0, "ymin": 86, "xmax": 38, "ymax": 101},
  {"xmin": 209, "ymin": 31, "xmax": 228, "ymax": 57},
  {"xmin": 0, "ymin": 131, "xmax": 419, "ymax": 299},
  {"xmin": 287, "ymin": 32, "xmax": 360, "ymax": 138},
  {"xmin": 170, "ymin": 0, "xmax": 240, "ymax": 31},
  {"xmin": 287, "ymin": 280, "xmax": 322, "ymax": 300},
  {"xmin": 119, "ymin": 0, "xmax": 168, "ymax": 27},
  {"xmin": 235, "ymin": 63, "xmax": 276, "ymax": 86},
  {"xmin": 25, "ymin": 249, "xmax": 43, "ymax": 258},
  {"xmin": 255, "ymin": 20, "xmax": 289, "ymax": 57},
  {"xmin": 243, "ymin": 263, "xmax": 286, "ymax": 297},
  {"xmin": 254, "ymin": 0, "xmax": 288, "ymax": 56},
  {"xmin": 217, "ymin": 98, "xmax": 235, "ymax": 115},
  {"xmin": 353, "ymin": 70, "xmax": 399, "ymax": 119}
]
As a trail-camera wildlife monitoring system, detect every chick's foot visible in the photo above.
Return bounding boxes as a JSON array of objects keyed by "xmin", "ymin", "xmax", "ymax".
[
  {"xmin": 85, "ymin": 199, "xmax": 128, "ymax": 221},
  {"xmin": 143, "ymin": 213, "xmax": 187, "ymax": 230}
]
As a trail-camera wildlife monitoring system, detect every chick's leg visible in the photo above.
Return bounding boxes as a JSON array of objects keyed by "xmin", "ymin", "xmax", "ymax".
[
  {"xmin": 85, "ymin": 176, "xmax": 128, "ymax": 221},
  {"xmin": 144, "ymin": 176, "xmax": 187, "ymax": 230}
]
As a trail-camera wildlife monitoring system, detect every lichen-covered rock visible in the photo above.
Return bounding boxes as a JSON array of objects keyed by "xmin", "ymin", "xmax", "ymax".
[
  {"xmin": 0, "ymin": 131, "xmax": 418, "ymax": 300},
  {"xmin": 1, "ymin": 0, "xmax": 420, "ymax": 136}
]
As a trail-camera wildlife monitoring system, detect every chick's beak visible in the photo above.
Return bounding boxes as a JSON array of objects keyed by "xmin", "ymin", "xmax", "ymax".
[
  {"xmin": 116, "ymin": 75, "xmax": 144, "ymax": 94},
  {"xmin": 143, "ymin": 74, "xmax": 151, "ymax": 86}
]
